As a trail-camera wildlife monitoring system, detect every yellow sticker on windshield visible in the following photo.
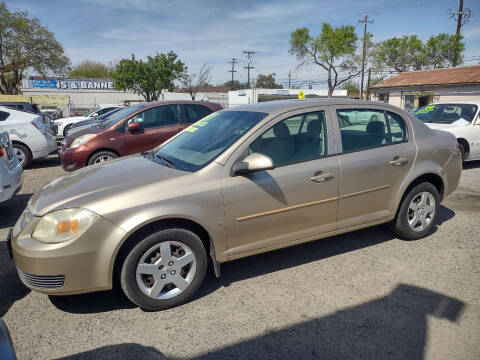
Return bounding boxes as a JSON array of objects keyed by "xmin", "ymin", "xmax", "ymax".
[
  {"xmin": 415, "ymin": 105, "xmax": 435, "ymax": 114},
  {"xmin": 184, "ymin": 126, "xmax": 198, "ymax": 133},
  {"xmin": 185, "ymin": 112, "xmax": 219, "ymax": 131}
]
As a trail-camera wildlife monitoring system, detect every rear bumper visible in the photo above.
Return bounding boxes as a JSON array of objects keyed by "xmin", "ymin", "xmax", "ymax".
[
  {"xmin": 0, "ymin": 161, "xmax": 23, "ymax": 203},
  {"xmin": 31, "ymin": 134, "xmax": 58, "ymax": 159},
  {"xmin": 443, "ymin": 150, "xmax": 462, "ymax": 198}
]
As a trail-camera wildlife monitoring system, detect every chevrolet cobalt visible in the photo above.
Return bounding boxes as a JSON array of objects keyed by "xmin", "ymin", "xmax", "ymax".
[{"xmin": 9, "ymin": 99, "xmax": 462, "ymax": 310}]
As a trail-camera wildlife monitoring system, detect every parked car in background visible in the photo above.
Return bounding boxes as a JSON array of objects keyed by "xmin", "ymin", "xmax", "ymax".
[
  {"xmin": 0, "ymin": 106, "xmax": 57, "ymax": 168},
  {"xmin": 10, "ymin": 99, "xmax": 461, "ymax": 310},
  {"xmin": 0, "ymin": 101, "xmax": 41, "ymax": 114},
  {"xmin": 0, "ymin": 131, "xmax": 23, "ymax": 203},
  {"xmin": 413, "ymin": 102, "xmax": 480, "ymax": 161},
  {"xmin": 55, "ymin": 105, "xmax": 123, "ymax": 137},
  {"xmin": 65, "ymin": 107, "xmax": 125, "ymax": 136},
  {"xmin": 60, "ymin": 101, "xmax": 222, "ymax": 171},
  {"xmin": 40, "ymin": 106, "xmax": 63, "ymax": 120}
]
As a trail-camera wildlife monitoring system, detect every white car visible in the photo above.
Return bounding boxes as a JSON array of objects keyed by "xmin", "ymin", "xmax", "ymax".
[
  {"xmin": 413, "ymin": 101, "xmax": 480, "ymax": 161},
  {"xmin": 0, "ymin": 131, "xmax": 23, "ymax": 203},
  {"xmin": 0, "ymin": 106, "xmax": 57, "ymax": 168},
  {"xmin": 55, "ymin": 105, "xmax": 123, "ymax": 137}
]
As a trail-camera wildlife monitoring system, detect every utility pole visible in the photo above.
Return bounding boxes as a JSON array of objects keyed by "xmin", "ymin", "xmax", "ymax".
[
  {"xmin": 366, "ymin": 68, "xmax": 372, "ymax": 100},
  {"xmin": 288, "ymin": 70, "xmax": 292, "ymax": 89},
  {"xmin": 243, "ymin": 51, "xmax": 255, "ymax": 88},
  {"xmin": 449, "ymin": 0, "xmax": 474, "ymax": 35},
  {"xmin": 359, "ymin": 13, "xmax": 373, "ymax": 100},
  {"xmin": 228, "ymin": 58, "xmax": 238, "ymax": 87}
]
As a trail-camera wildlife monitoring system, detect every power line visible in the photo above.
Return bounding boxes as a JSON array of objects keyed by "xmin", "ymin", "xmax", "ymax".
[
  {"xmin": 243, "ymin": 51, "xmax": 255, "ymax": 88},
  {"xmin": 228, "ymin": 58, "xmax": 238, "ymax": 85}
]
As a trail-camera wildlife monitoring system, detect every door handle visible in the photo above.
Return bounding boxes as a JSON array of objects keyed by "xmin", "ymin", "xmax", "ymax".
[
  {"xmin": 310, "ymin": 172, "xmax": 334, "ymax": 182},
  {"xmin": 389, "ymin": 156, "xmax": 409, "ymax": 166}
]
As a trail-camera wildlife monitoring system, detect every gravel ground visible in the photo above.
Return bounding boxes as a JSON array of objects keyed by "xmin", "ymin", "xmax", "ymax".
[{"xmin": 0, "ymin": 155, "xmax": 479, "ymax": 360}]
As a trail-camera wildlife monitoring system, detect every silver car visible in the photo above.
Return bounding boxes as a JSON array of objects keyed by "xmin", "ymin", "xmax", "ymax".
[
  {"xmin": 0, "ymin": 131, "xmax": 23, "ymax": 203},
  {"xmin": 10, "ymin": 99, "xmax": 462, "ymax": 310}
]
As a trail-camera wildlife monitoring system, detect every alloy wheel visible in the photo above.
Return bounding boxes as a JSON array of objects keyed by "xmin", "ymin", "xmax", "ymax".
[
  {"xmin": 14, "ymin": 147, "xmax": 26, "ymax": 165},
  {"xmin": 93, "ymin": 155, "xmax": 113, "ymax": 163},
  {"xmin": 407, "ymin": 191, "xmax": 436, "ymax": 232},
  {"xmin": 135, "ymin": 241, "xmax": 196, "ymax": 300}
]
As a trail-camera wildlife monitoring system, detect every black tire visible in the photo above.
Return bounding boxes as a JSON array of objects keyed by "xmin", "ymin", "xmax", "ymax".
[
  {"xmin": 13, "ymin": 143, "xmax": 32, "ymax": 168},
  {"xmin": 391, "ymin": 182, "xmax": 440, "ymax": 240},
  {"xmin": 120, "ymin": 228, "xmax": 208, "ymax": 310},
  {"xmin": 458, "ymin": 142, "xmax": 466, "ymax": 162},
  {"xmin": 63, "ymin": 124, "xmax": 73, "ymax": 137},
  {"xmin": 87, "ymin": 151, "xmax": 118, "ymax": 166}
]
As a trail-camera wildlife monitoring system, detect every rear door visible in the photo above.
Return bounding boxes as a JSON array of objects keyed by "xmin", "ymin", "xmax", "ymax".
[
  {"xmin": 124, "ymin": 104, "xmax": 182, "ymax": 155},
  {"xmin": 333, "ymin": 106, "xmax": 415, "ymax": 229}
]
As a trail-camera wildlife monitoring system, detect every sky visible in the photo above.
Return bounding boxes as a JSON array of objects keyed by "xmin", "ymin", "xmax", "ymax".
[{"xmin": 5, "ymin": 0, "xmax": 480, "ymax": 89}]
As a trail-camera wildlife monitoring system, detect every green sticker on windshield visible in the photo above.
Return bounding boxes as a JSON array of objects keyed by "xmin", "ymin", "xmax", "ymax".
[
  {"xmin": 185, "ymin": 112, "xmax": 219, "ymax": 132},
  {"xmin": 415, "ymin": 105, "xmax": 435, "ymax": 114}
]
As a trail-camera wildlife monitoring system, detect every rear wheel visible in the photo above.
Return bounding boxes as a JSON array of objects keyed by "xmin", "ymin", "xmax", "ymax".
[
  {"xmin": 87, "ymin": 151, "xmax": 118, "ymax": 166},
  {"xmin": 13, "ymin": 143, "xmax": 32, "ymax": 168},
  {"xmin": 120, "ymin": 228, "xmax": 207, "ymax": 310},
  {"xmin": 391, "ymin": 182, "xmax": 440, "ymax": 240}
]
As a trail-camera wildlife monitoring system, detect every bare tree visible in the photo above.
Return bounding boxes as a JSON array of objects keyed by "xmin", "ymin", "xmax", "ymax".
[{"xmin": 179, "ymin": 64, "xmax": 212, "ymax": 100}]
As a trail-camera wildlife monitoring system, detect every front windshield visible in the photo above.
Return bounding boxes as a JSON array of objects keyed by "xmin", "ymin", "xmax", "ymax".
[
  {"xmin": 83, "ymin": 108, "xmax": 98, "ymax": 117},
  {"xmin": 101, "ymin": 105, "xmax": 144, "ymax": 128},
  {"xmin": 97, "ymin": 107, "xmax": 123, "ymax": 121},
  {"xmin": 413, "ymin": 104, "xmax": 477, "ymax": 124},
  {"xmin": 155, "ymin": 111, "xmax": 267, "ymax": 172}
]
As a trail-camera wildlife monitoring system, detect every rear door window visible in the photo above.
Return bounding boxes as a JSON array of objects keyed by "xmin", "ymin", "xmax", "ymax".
[
  {"xmin": 336, "ymin": 109, "xmax": 407, "ymax": 152},
  {"xmin": 0, "ymin": 111, "xmax": 9, "ymax": 121}
]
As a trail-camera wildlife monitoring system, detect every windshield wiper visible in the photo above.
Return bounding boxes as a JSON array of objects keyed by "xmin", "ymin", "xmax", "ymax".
[{"xmin": 155, "ymin": 153, "xmax": 176, "ymax": 168}]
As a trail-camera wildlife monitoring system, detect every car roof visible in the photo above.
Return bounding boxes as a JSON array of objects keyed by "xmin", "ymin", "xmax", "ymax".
[
  {"xmin": 140, "ymin": 100, "xmax": 221, "ymax": 107},
  {"xmin": 224, "ymin": 98, "xmax": 398, "ymax": 114}
]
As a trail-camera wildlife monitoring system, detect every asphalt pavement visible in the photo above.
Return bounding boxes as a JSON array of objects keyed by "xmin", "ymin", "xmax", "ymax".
[{"xmin": 0, "ymin": 155, "xmax": 479, "ymax": 360}]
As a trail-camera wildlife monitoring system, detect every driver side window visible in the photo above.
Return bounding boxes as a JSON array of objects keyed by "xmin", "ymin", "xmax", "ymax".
[{"xmin": 249, "ymin": 111, "xmax": 327, "ymax": 167}]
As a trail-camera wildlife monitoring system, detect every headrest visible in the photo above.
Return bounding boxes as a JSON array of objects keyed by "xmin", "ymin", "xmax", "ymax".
[
  {"xmin": 273, "ymin": 122, "xmax": 291, "ymax": 138},
  {"xmin": 307, "ymin": 120, "xmax": 322, "ymax": 138},
  {"xmin": 366, "ymin": 121, "xmax": 385, "ymax": 135}
]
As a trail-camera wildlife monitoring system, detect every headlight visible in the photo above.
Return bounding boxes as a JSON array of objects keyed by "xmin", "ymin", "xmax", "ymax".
[
  {"xmin": 69, "ymin": 134, "xmax": 96, "ymax": 149},
  {"xmin": 32, "ymin": 208, "xmax": 99, "ymax": 243}
]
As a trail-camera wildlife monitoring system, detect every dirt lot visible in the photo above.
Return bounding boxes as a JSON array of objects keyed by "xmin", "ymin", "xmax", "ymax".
[{"xmin": 1, "ymin": 155, "xmax": 479, "ymax": 360}]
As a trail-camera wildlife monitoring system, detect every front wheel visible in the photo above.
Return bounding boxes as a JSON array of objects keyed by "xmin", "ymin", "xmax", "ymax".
[
  {"xmin": 120, "ymin": 228, "xmax": 208, "ymax": 310},
  {"xmin": 87, "ymin": 151, "xmax": 118, "ymax": 166},
  {"xmin": 391, "ymin": 182, "xmax": 440, "ymax": 240}
]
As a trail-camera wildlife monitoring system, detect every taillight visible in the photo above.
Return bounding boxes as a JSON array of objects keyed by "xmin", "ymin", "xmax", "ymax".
[
  {"xmin": 0, "ymin": 147, "xmax": 4, "ymax": 157},
  {"xmin": 31, "ymin": 116, "xmax": 46, "ymax": 133}
]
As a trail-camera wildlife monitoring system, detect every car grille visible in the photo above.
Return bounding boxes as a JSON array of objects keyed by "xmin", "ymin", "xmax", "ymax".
[{"xmin": 17, "ymin": 267, "xmax": 64, "ymax": 289}]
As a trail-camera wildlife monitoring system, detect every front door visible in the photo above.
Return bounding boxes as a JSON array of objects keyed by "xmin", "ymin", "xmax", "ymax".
[
  {"xmin": 334, "ymin": 107, "xmax": 415, "ymax": 229},
  {"xmin": 124, "ymin": 104, "xmax": 182, "ymax": 155},
  {"xmin": 222, "ymin": 108, "xmax": 339, "ymax": 257}
]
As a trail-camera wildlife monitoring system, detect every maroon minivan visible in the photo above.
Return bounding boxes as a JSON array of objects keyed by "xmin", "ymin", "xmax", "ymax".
[{"xmin": 60, "ymin": 101, "xmax": 222, "ymax": 172}]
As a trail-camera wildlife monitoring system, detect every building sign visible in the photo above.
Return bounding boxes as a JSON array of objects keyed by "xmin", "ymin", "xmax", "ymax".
[{"xmin": 23, "ymin": 78, "xmax": 115, "ymax": 91}]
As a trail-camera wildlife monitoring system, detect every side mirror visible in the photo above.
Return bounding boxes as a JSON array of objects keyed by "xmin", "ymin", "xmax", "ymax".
[
  {"xmin": 128, "ymin": 122, "xmax": 141, "ymax": 132},
  {"xmin": 233, "ymin": 153, "xmax": 274, "ymax": 175}
]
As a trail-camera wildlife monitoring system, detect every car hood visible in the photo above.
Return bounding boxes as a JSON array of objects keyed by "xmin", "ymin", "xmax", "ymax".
[
  {"xmin": 424, "ymin": 119, "xmax": 471, "ymax": 130},
  {"xmin": 64, "ymin": 125, "xmax": 105, "ymax": 146},
  {"xmin": 29, "ymin": 155, "xmax": 188, "ymax": 216},
  {"xmin": 56, "ymin": 116, "xmax": 89, "ymax": 122}
]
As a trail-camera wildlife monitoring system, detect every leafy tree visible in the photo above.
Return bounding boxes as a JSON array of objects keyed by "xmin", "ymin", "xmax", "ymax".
[
  {"xmin": 69, "ymin": 60, "xmax": 116, "ymax": 78},
  {"xmin": 0, "ymin": 3, "xmax": 70, "ymax": 94},
  {"xmin": 373, "ymin": 35, "xmax": 425, "ymax": 73},
  {"xmin": 255, "ymin": 73, "xmax": 283, "ymax": 88},
  {"xmin": 289, "ymin": 23, "xmax": 360, "ymax": 97},
  {"xmin": 425, "ymin": 33, "xmax": 464, "ymax": 68},
  {"xmin": 373, "ymin": 34, "xmax": 464, "ymax": 73},
  {"xmin": 341, "ymin": 80, "xmax": 359, "ymax": 93},
  {"xmin": 179, "ymin": 63, "xmax": 212, "ymax": 100},
  {"xmin": 113, "ymin": 52, "xmax": 185, "ymax": 101},
  {"xmin": 220, "ymin": 80, "xmax": 248, "ymax": 90}
]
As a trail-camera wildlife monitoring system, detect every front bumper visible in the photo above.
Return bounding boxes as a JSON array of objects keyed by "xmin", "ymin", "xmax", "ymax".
[
  {"xmin": 11, "ymin": 213, "xmax": 127, "ymax": 295},
  {"xmin": 60, "ymin": 146, "xmax": 91, "ymax": 172}
]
